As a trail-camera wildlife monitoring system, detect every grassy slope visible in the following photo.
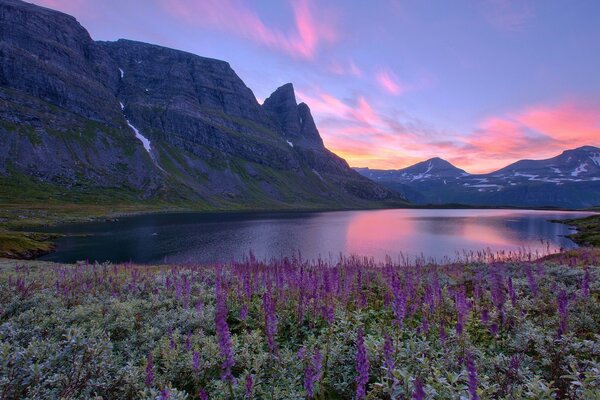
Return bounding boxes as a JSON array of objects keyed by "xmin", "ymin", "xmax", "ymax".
[{"xmin": 557, "ymin": 214, "xmax": 600, "ymax": 247}]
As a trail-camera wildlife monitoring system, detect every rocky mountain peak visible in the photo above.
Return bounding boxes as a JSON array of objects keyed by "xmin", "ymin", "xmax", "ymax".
[{"xmin": 263, "ymin": 83, "xmax": 324, "ymax": 148}]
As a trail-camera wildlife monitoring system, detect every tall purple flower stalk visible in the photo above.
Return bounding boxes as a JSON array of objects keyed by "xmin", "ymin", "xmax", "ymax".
[
  {"xmin": 192, "ymin": 351, "xmax": 200, "ymax": 371},
  {"xmin": 215, "ymin": 276, "xmax": 235, "ymax": 383},
  {"xmin": 383, "ymin": 335, "xmax": 395, "ymax": 381},
  {"xmin": 355, "ymin": 329, "xmax": 369, "ymax": 400},
  {"xmin": 507, "ymin": 277, "xmax": 517, "ymax": 307},
  {"xmin": 412, "ymin": 377, "xmax": 425, "ymax": 400},
  {"xmin": 466, "ymin": 353, "xmax": 480, "ymax": 400},
  {"xmin": 525, "ymin": 266, "xmax": 538, "ymax": 297},
  {"xmin": 262, "ymin": 290, "xmax": 278, "ymax": 355},
  {"xmin": 581, "ymin": 268, "xmax": 590, "ymax": 298},
  {"xmin": 303, "ymin": 349, "xmax": 322, "ymax": 398},
  {"xmin": 145, "ymin": 352, "xmax": 154, "ymax": 387},
  {"xmin": 159, "ymin": 388, "xmax": 170, "ymax": 400},
  {"xmin": 245, "ymin": 374, "xmax": 254, "ymax": 399},
  {"xmin": 454, "ymin": 287, "xmax": 470, "ymax": 335}
]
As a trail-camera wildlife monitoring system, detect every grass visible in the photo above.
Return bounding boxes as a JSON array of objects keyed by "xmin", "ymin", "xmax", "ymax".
[
  {"xmin": 0, "ymin": 231, "xmax": 59, "ymax": 258},
  {"xmin": 555, "ymin": 215, "xmax": 600, "ymax": 247}
]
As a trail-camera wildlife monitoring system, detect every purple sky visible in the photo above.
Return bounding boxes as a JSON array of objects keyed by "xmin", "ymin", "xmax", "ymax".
[{"xmin": 31, "ymin": 0, "xmax": 600, "ymax": 172}]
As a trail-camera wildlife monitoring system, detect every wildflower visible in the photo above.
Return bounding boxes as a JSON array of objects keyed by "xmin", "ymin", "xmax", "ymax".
[
  {"xmin": 192, "ymin": 351, "xmax": 200, "ymax": 371},
  {"xmin": 454, "ymin": 287, "xmax": 470, "ymax": 335},
  {"xmin": 465, "ymin": 353, "xmax": 479, "ymax": 400},
  {"xmin": 355, "ymin": 329, "xmax": 369, "ymax": 400},
  {"xmin": 145, "ymin": 352, "xmax": 154, "ymax": 387},
  {"xmin": 383, "ymin": 335, "xmax": 395, "ymax": 381},
  {"xmin": 507, "ymin": 277, "xmax": 517, "ymax": 307},
  {"xmin": 185, "ymin": 332, "xmax": 192, "ymax": 352},
  {"xmin": 245, "ymin": 374, "xmax": 254, "ymax": 399},
  {"xmin": 160, "ymin": 388, "xmax": 170, "ymax": 400},
  {"xmin": 439, "ymin": 320, "xmax": 447, "ymax": 342},
  {"xmin": 581, "ymin": 268, "xmax": 590, "ymax": 298},
  {"xmin": 262, "ymin": 290, "xmax": 278, "ymax": 355},
  {"xmin": 412, "ymin": 377, "xmax": 425, "ymax": 400},
  {"xmin": 304, "ymin": 349, "xmax": 322, "ymax": 398},
  {"xmin": 239, "ymin": 303, "xmax": 248, "ymax": 321},
  {"xmin": 525, "ymin": 266, "xmax": 537, "ymax": 297},
  {"xmin": 297, "ymin": 346, "xmax": 306, "ymax": 360},
  {"xmin": 198, "ymin": 389, "xmax": 209, "ymax": 400}
]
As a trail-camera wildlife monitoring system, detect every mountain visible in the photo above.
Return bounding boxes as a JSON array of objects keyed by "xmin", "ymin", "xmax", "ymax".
[
  {"xmin": 355, "ymin": 146, "xmax": 600, "ymax": 209},
  {"xmin": 356, "ymin": 157, "xmax": 467, "ymax": 182},
  {"xmin": 0, "ymin": 0, "xmax": 404, "ymax": 210}
]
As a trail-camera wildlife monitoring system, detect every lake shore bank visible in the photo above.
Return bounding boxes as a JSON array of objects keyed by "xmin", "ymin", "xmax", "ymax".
[{"xmin": 1, "ymin": 202, "xmax": 597, "ymax": 260}]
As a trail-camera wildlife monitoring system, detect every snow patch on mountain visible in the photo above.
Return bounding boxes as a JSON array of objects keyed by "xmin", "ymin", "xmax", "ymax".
[{"xmin": 571, "ymin": 163, "xmax": 588, "ymax": 177}]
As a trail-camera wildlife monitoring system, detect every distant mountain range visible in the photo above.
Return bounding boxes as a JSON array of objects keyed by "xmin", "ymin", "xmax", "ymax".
[
  {"xmin": 356, "ymin": 146, "xmax": 600, "ymax": 209},
  {"xmin": 0, "ymin": 0, "xmax": 404, "ymax": 210}
]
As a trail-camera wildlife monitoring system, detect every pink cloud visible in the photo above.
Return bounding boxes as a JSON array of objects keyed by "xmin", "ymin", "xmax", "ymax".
[
  {"xmin": 298, "ymin": 87, "xmax": 600, "ymax": 173},
  {"xmin": 453, "ymin": 101, "xmax": 600, "ymax": 172},
  {"xmin": 375, "ymin": 69, "xmax": 407, "ymax": 95},
  {"xmin": 163, "ymin": 0, "xmax": 337, "ymax": 59},
  {"xmin": 328, "ymin": 60, "xmax": 362, "ymax": 77}
]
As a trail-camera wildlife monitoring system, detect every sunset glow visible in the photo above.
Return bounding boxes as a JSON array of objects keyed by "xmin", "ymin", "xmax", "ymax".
[{"xmin": 29, "ymin": 0, "xmax": 600, "ymax": 173}]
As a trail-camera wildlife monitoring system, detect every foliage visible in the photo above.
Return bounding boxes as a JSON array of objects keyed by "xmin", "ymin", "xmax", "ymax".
[{"xmin": 0, "ymin": 254, "xmax": 599, "ymax": 399}]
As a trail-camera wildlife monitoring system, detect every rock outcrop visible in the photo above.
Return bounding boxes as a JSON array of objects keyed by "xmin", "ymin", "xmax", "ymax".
[{"xmin": 0, "ymin": 0, "xmax": 404, "ymax": 208}]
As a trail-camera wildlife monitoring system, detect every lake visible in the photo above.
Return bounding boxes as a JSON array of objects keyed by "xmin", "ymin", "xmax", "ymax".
[{"xmin": 37, "ymin": 208, "xmax": 593, "ymax": 264}]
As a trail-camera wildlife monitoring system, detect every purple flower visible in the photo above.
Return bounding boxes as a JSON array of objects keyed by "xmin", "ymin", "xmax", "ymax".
[
  {"xmin": 159, "ymin": 388, "xmax": 170, "ymax": 400},
  {"xmin": 245, "ymin": 374, "xmax": 254, "ymax": 399},
  {"xmin": 391, "ymin": 277, "xmax": 407, "ymax": 328},
  {"xmin": 192, "ymin": 351, "xmax": 200, "ymax": 371},
  {"xmin": 145, "ymin": 352, "xmax": 154, "ymax": 387},
  {"xmin": 355, "ymin": 329, "xmax": 369, "ymax": 400},
  {"xmin": 439, "ymin": 320, "xmax": 447, "ymax": 343},
  {"xmin": 525, "ymin": 265, "xmax": 538, "ymax": 297},
  {"xmin": 185, "ymin": 332, "xmax": 192, "ymax": 352},
  {"xmin": 304, "ymin": 349, "xmax": 322, "ymax": 398},
  {"xmin": 480, "ymin": 308, "xmax": 489, "ymax": 325},
  {"xmin": 262, "ymin": 290, "xmax": 278, "ymax": 355},
  {"xmin": 507, "ymin": 277, "xmax": 517, "ymax": 307},
  {"xmin": 466, "ymin": 353, "xmax": 479, "ymax": 400},
  {"xmin": 509, "ymin": 354, "xmax": 521, "ymax": 371},
  {"xmin": 412, "ymin": 377, "xmax": 425, "ymax": 400},
  {"xmin": 215, "ymin": 277, "xmax": 235, "ymax": 383},
  {"xmin": 198, "ymin": 388, "xmax": 208, "ymax": 400},
  {"xmin": 454, "ymin": 287, "xmax": 470, "ymax": 335},
  {"xmin": 581, "ymin": 268, "xmax": 590, "ymax": 298},
  {"xmin": 239, "ymin": 304, "xmax": 249, "ymax": 321},
  {"xmin": 297, "ymin": 347, "xmax": 306, "ymax": 360},
  {"xmin": 383, "ymin": 335, "xmax": 395, "ymax": 381}
]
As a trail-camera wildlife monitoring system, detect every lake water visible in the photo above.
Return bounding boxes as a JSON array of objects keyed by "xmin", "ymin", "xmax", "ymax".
[{"xmin": 37, "ymin": 209, "xmax": 593, "ymax": 264}]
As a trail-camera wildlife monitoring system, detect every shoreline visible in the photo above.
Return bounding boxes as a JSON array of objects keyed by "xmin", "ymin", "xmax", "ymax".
[{"xmin": 1, "ymin": 201, "xmax": 596, "ymax": 260}]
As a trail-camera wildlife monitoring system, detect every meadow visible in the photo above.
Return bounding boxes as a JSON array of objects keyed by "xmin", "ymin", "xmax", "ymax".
[{"xmin": 0, "ymin": 249, "xmax": 599, "ymax": 399}]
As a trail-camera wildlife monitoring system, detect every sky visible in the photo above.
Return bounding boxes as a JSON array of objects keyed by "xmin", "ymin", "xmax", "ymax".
[{"xmin": 30, "ymin": 0, "xmax": 600, "ymax": 173}]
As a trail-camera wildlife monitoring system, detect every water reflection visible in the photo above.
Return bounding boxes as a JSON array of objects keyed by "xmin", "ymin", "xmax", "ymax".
[{"xmin": 39, "ymin": 209, "xmax": 593, "ymax": 264}]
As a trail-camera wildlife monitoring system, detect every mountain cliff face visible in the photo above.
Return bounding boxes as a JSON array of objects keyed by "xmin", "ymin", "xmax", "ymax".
[
  {"xmin": 356, "ymin": 146, "xmax": 600, "ymax": 209},
  {"xmin": 0, "ymin": 0, "xmax": 403, "ymax": 209}
]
